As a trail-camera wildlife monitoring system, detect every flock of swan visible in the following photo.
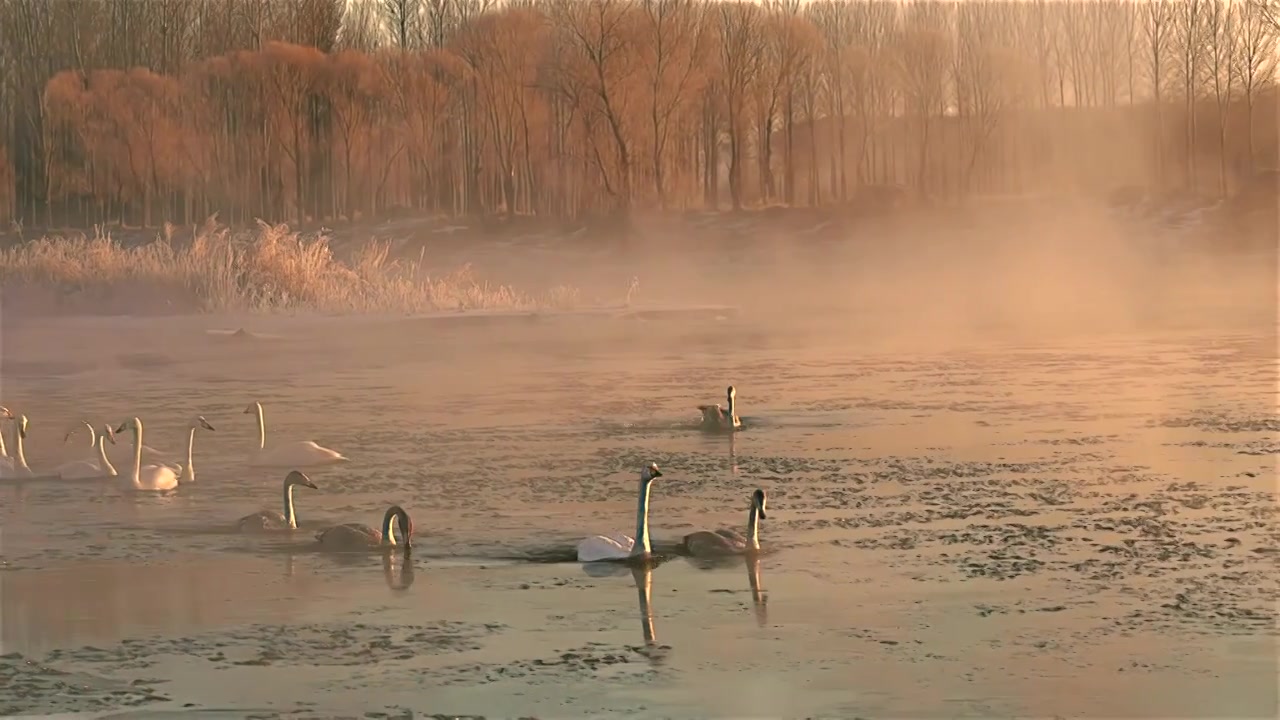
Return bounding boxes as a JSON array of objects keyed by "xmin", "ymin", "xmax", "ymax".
[{"xmin": 1, "ymin": 385, "xmax": 765, "ymax": 561}]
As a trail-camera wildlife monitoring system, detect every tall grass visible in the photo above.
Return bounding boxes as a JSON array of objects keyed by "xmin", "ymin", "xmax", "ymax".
[{"xmin": 0, "ymin": 221, "xmax": 582, "ymax": 314}]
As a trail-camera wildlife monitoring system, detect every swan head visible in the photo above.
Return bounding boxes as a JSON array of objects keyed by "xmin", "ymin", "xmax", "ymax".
[
  {"xmin": 17, "ymin": 415, "xmax": 28, "ymax": 439},
  {"xmin": 192, "ymin": 416, "xmax": 216, "ymax": 431},
  {"xmin": 284, "ymin": 470, "xmax": 318, "ymax": 490},
  {"xmin": 242, "ymin": 402, "xmax": 261, "ymax": 415},
  {"xmin": 0, "ymin": 406, "xmax": 11, "ymax": 420},
  {"xmin": 752, "ymin": 488, "xmax": 767, "ymax": 519},
  {"xmin": 727, "ymin": 386, "xmax": 737, "ymax": 400},
  {"xmin": 641, "ymin": 462, "xmax": 663, "ymax": 482},
  {"xmin": 102, "ymin": 424, "xmax": 117, "ymax": 445},
  {"xmin": 383, "ymin": 505, "xmax": 414, "ymax": 548}
]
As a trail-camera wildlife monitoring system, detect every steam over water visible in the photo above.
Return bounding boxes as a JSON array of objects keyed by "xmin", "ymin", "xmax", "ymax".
[{"xmin": 0, "ymin": 232, "xmax": 1276, "ymax": 717}]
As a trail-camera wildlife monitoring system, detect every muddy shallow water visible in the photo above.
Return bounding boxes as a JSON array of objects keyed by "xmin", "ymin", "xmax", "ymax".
[{"xmin": 0, "ymin": 307, "xmax": 1276, "ymax": 718}]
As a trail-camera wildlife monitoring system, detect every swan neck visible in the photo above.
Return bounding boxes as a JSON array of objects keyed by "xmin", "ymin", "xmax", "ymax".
[
  {"xmin": 631, "ymin": 479, "xmax": 653, "ymax": 557},
  {"xmin": 727, "ymin": 394, "xmax": 736, "ymax": 418},
  {"xmin": 84, "ymin": 421, "xmax": 97, "ymax": 448},
  {"xmin": 0, "ymin": 421, "xmax": 7, "ymax": 457},
  {"xmin": 747, "ymin": 504, "xmax": 761, "ymax": 549},
  {"xmin": 381, "ymin": 511, "xmax": 399, "ymax": 546},
  {"xmin": 14, "ymin": 421, "xmax": 29, "ymax": 470},
  {"xmin": 97, "ymin": 435, "xmax": 117, "ymax": 476},
  {"xmin": 185, "ymin": 427, "xmax": 197, "ymax": 477},
  {"xmin": 284, "ymin": 482, "xmax": 297, "ymax": 529},
  {"xmin": 255, "ymin": 404, "xmax": 266, "ymax": 450},
  {"xmin": 131, "ymin": 420, "xmax": 143, "ymax": 485}
]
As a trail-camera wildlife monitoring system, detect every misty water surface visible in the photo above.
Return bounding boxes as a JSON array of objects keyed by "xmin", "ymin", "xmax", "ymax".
[{"xmin": 0, "ymin": 302, "xmax": 1275, "ymax": 718}]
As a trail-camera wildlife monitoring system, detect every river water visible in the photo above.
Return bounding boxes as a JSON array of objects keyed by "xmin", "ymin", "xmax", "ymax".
[{"xmin": 0, "ymin": 302, "xmax": 1275, "ymax": 718}]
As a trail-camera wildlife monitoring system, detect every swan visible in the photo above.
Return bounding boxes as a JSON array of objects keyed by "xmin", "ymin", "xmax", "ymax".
[
  {"xmin": 698, "ymin": 385, "xmax": 742, "ymax": 431},
  {"xmin": 0, "ymin": 412, "xmax": 34, "ymax": 479},
  {"xmin": 244, "ymin": 401, "xmax": 348, "ymax": 468},
  {"xmin": 316, "ymin": 505, "xmax": 413, "ymax": 551},
  {"xmin": 53, "ymin": 424, "xmax": 119, "ymax": 480},
  {"xmin": 169, "ymin": 416, "xmax": 216, "ymax": 483},
  {"xmin": 115, "ymin": 417, "xmax": 179, "ymax": 492},
  {"xmin": 682, "ymin": 488, "xmax": 768, "ymax": 556},
  {"xmin": 577, "ymin": 463, "xmax": 663, "ymax": 562},
  {"xmin": 237, "ymin": 470, "xmax": 319, "ymax": 532}
]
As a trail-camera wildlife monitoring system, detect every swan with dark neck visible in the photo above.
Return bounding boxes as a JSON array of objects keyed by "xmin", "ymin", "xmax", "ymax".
[
  {"xmin": 237, "ymin": 470, "xmax": 320, "ymax": 532},
  {"xmin": 682, "ymin": 488, "xmax": 768, "ymax": 556},
  {"xmin": 316, "ymin": 505, "xmax": 414, "ymax": 551}
]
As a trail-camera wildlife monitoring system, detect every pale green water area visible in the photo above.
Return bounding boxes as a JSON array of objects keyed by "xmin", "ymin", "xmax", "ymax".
[{"xmin": 0, "ymin": 293, "xmax": 1275, "ymax": 718}]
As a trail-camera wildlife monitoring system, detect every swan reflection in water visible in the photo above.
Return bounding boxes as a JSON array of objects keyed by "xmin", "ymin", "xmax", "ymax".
[
  {"xmin": 684, "ymin": 552, "xmax": 768, "ymax": 627},
  {"xmin": 581, "ymin": 557, "xmax": 672, "ymax": 664},
  {"xmin": 383, "ymin": 548, "xmax": 415, "ymax": 590}
]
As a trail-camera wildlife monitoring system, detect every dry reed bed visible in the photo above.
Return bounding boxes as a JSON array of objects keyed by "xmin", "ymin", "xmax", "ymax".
[{"xmin": 0, "ymin": 221, "xmax": 581, "ymax": 314}]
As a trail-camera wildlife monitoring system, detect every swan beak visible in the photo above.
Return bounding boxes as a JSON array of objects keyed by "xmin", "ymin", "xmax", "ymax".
[
  {"xmin": 114, "ymin": 423, "xmax": 127, "ymax": 434},
  {"xmin": 759, "ymin": 507, "xmax": 767, "ymax": 520},
  {"xmin": 199, "ymin": 417, "xmax": 216, "ymax": 431},
  {"xmin": 62, "ymin": 431, "xmax": 73, "ymax": 444},
  {"xmin": 305, "ymin": 480, "xmax": 319, "ymax": 490},
  {"xmin": 652, "ymin": 469, "xmax": 663, "ymax": 478}
]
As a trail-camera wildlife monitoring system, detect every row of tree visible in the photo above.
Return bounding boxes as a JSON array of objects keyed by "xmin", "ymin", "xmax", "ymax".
[{"xmin": 1, "ymin": 0, "xmax": 1277, "ymax": 228}]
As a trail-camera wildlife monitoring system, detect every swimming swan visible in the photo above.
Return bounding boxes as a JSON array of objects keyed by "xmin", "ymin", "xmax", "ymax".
[
  {"xmin": 682, "ymin": 488, "xmax": 768, "ymax": 556},
  {"xmin": 316, "ymin": 505, "xmax": 413, "ymax": 551},
  {"xmin": 244, "ymin": 401, "xmax": 348, "ymax": 468},
  {"xmin": 170, "ymin": 416, "xmax": 216, "ymax": 483},
  {"xmin": 237, "ymin": 470, "xmax": 319, "ymax": 532},
  {"xmin": 576, "ymin": 463, "xmax": 663, "ymax": 562},
  {"xmin": 0, "ymin": 412, "xmax": 34, "ymax": 479},
  {"xmin": 115, "ymin": 417, "xmax": 179, "ymax": 492},
  {"xmin": 54, "ymin": 424, "xmax": 119, "ymax": 480},
  {"xmin": 698, "ymin": 385, "xmax": 742, "ymax": 431}
]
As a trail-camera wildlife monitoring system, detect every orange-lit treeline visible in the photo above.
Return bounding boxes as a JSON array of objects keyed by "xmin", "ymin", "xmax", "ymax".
[{"xmin": 0, "ymin": 0, "xmax": 1276, "ymax": 227}]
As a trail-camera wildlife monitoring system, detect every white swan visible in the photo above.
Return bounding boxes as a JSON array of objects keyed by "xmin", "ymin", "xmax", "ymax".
[
  {"xmin": 698, "ymin": 385, "xmax": 742, "ymax": 431},
  {"xmin": 237, "ymin": 470, "xmax": 319, "ymax": 532},
  {"xmin": 577, "ymin": 463, "xmax": 663, "ymax": 562},
  {"xmin": 682, "ymin": 488, "xmax": 768, "ymax": 556},
  {"xmin": 244, "ymin": 401, "xmax": 348, "ymax": 468},
  {"xmin": 115, "ymin": 417, "xmax": 179, "ymax": 492},
  {"xmin": 0, "ymin": 412, "xmax": 34, "ymax": 479},
  {"xmin": 54, "ymin": 424, "xmax": 119, "ymax": 480},
  {"xmin": 169, "ymin": 416, "xmax": 216, "ymax": 484},
  {"xmin": 316, "ymin": 505, "xmax": 413, "ymax": 551}
]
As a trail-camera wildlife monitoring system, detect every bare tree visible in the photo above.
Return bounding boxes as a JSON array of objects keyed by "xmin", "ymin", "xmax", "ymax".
[
  {"xmin": 1142, "ymin": 0, "xmax": 1176, "ymax": 186},
  {"xmin": 636, "ymin": 0, "xmax": 711, "ymax": 208},
  {"xmin": 1232, "ymin": 0, "xmax": 1279, "ymax": 174},
  {"xmin": 715, "ymin": 1, "xmax": 765, "ymax": 210}
]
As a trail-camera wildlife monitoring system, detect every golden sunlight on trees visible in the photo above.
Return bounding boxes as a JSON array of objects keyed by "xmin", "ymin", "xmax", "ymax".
[{"xmin": 1, "ymin": 0, "xmax": 1277, "ymax": 227}]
